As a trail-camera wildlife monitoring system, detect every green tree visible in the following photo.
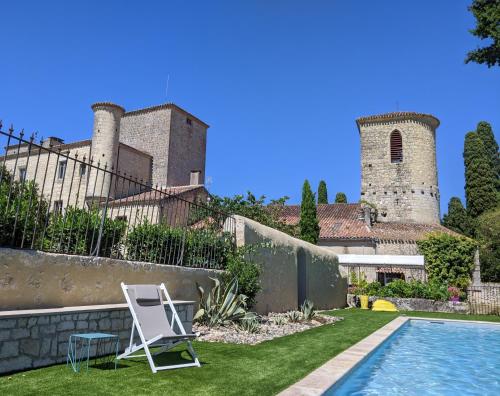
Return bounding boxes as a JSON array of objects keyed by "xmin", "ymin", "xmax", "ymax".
[
  {"xmin": 442, "ymin": 197, "xmax": 472, "ymax": 236},
  {"xmin": 335, "ymin": 192, "xmax": 348, "ymax": 203},
  {"xmin": 200, "ymin": 192, "xmax": 299, "ymax": 237},
  {"xmin": 417, "ymin": 232, "xmax": 478, "ymax": 289},
  {"xmin": 476, "ymin": 208, "xmax": 500, "ymax": 282},
  {"xmin": 317, "ymin": 180, "xmax": 328, "ymax": 204},
  {"xmin": 476, "ymin": 121, "xmax": 500, "ymax": 192},
  {"xmin": 299, "ymin": 180, "xmax": 320, "ymax": 244},
  {"xmin": 463, "ymin": 132, "xmax": 497, "ymax": 221},
  {"xmin": 465, "ymin": 0, "xmax": 500, "ymax": 67}
]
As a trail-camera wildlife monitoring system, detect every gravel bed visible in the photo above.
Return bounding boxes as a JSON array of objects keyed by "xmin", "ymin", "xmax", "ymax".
[{"xmin": 193, "ymin": 312, "xmax": 343, "ymax": 345}]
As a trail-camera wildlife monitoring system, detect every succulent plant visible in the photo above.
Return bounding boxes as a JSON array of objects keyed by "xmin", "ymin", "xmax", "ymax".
[
  {"xmin": 286, "ymin": 310, "xmax": 302, "ymax": 323},
  {"xmin": 300, "ymin": 299, "xmax": 317, "ymax": 321},
  {"xmin": 271, "ymin": 315, "xmax": 288, "ymax": 326},
  {"xmin": 238, "ymin": 317, "xmax": 260, "ymax": 333},
  {"xmin": 193, "ymin": 277, "xmax": 253, "ymax": 327}
]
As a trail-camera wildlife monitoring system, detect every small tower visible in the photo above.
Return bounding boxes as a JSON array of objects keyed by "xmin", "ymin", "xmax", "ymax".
[
  {"xmin": 87, "ymin": 102, "xmax": 125, "ymax": 201},
  {"xmin": 357, "ymin": 112, "xmax": 440, "ymax": 224}
]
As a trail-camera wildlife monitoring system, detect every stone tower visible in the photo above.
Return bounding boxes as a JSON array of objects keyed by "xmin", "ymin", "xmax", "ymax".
[
  {"xmin": 357, "ymin": 112, "xmax": 440, "ymax": 224},
  {"xmin": 88, "ymin": 102, "xmax": 125, "ymax": 201}
]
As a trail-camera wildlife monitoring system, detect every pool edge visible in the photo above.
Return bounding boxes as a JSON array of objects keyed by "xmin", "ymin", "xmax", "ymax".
[
  {"xmin": 278, "ymin": 315, "xmax": 500, "ymax": 396},
  {"xmin": 278, "ymin": 316, "xmax": 409, "ymax": 396}
]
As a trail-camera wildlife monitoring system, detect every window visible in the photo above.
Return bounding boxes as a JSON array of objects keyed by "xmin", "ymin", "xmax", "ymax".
[
  {"xmin": 190, "ymin": 170, "xmax": 201, "ymax": 185},
  {"xmin": 79, "ymin": 163, "xmax": 86, "ymax": 176},
  {"xmin": 377, "ymin": 272, "xmax": 405, "ymax": 286},
  {"xmin": 390, "ymin": 130, "xmax": 403, "ymax": 163},
  {"xmin": 53, "ymin": 200, "xmax": 63, "ymax": 215},
  {"xmin": 19, "ymin": 167, "xmax": 27, "ymax": 182},
  {"xmin": 58, "ymin": 160, "xmax": 67, "ymax": 180},
  {"xmin": 186, "ymin": 117, "xmax": 192, "ymax": 125}
]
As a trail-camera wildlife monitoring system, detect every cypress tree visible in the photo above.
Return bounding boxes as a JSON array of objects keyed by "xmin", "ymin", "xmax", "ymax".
[
  {"xmin": 442, "ymin": 197, "xmax": 471, "ymax": 236},
  {"xmin": 299, "ymin": 180, "xmax": 320, "ymax": 244},
  {"xmin": 317, "ymin": 180, "xmax": 328, "ymax": 204},
  {"xmin": 463, "ymin": 132, "xmax": 497, "ymax": 219},
  {"xmin": 335, "ymin": 192, "xmax": 347, "ymax": 203},
  {"xmin": 476, "ymin": 121, "xmax": 500, "ymax": 192}
]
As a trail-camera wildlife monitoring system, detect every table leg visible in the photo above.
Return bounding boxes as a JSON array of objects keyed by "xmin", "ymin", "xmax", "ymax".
[
  {"xmin": 86, "ymin": 338, "xmax": 91, "ymax": 372},
  {"xmin": 114, "ymin": 338, "xmax": 119, "ymax": 370}
]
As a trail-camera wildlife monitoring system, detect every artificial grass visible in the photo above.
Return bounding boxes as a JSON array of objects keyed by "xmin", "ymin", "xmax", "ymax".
[{"xmin": 1, "ymin": 309, "xmax": 498, "ymax": 395}]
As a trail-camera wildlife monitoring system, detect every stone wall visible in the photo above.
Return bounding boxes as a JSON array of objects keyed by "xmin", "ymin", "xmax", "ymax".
[
  {"xmin": 0, "ymin": 248, "xmax": 221, "ymax": 310},
  {"xmin": 0, "ymin": 301, "xmax": 193, "ymax": 374},
  {"xmin": 359, "ymin": 113, "xmax": 440, "ymax": 224},
  {"xmin": 233, "ymin": 215, "xmax": 347, "ymax": 314},
  {"xmin": 347, "ymin": 294, "xmax": 470, "ymax": 314}
]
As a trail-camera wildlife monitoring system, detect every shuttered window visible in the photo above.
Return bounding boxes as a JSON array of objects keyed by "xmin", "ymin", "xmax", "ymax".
[{"xmin": 390, "ymin": 131, "xmax": 403, "ymax": 163}]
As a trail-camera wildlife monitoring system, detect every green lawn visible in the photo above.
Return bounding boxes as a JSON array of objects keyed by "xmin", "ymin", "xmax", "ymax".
[{"xmin": 1, "ymin": 309, "xmax": 498, "ymax": 396}]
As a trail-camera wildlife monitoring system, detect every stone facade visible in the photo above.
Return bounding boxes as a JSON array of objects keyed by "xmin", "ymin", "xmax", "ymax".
[
  {"xmin": 358, "ymin": 112, "xmax": 441, "ymax": 224},
  {"xmin": 0, "ymin": 302, "xmax": 193, "ymax": 374},
  {"xmin": 119, "ymin": 104, "xmax": 208, "ymax": 188}
]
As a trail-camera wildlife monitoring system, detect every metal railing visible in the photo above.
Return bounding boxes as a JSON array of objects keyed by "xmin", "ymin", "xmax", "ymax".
[
  {"xmin": 467, "ymin": 285, "xmax": 500, "ymax": 316},
  {"xmin": 0, "ymin": 124, "xmax": 235, "ymax": 269}
]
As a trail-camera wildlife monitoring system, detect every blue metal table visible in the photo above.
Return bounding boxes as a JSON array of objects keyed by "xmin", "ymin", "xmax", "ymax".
[{"xmin": 67, "ymin": 333, "xmax": 119, "ymax": 372}]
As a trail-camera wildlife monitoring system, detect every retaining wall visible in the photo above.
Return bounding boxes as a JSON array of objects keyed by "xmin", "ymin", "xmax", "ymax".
[
  {"xmin": 0, "ymin": 301, "xmax": 193, "ymax": 374},
  {"xmin": 233, "ymin": 215, "xmax": 347, "ymax": 314},
  {"xmin": 0, "ymin": 248, "xmax": 221, "ymax": 310}
]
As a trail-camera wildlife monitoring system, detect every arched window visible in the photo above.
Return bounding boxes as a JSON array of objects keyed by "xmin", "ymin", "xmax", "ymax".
[{"xmin": 390, "ymin": 130, "xmax": 403, "ymax": 163}]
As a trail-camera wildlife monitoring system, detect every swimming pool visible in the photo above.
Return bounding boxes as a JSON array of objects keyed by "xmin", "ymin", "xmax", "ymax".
[{"xmin": 326, "ymin": 319, "xmax": 500, "ymax": 396}]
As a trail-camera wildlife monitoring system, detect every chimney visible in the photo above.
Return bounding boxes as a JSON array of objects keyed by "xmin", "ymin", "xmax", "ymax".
[{"xmin": 363, "ymin": 206, "xmax": 372, "ymax": 228}]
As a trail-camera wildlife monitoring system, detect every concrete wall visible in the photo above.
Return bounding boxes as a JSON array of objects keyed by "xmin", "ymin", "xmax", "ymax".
[
  {"xmin": 359, "ymin": 113, "xmax": 440, "ymax": 224},
  {"xmin": 233, "ymin": 216, "xmax": 347, "ymax": 314},
  {"xmin": 0, "ymin": 248, "xmax": 221, "ymax": 310},
  {"xmin": 0, "ymin": 301, "xmax": 193, "ymax": 374},
  {"xmin": 319, "ymin": 239, "xmax": 376, "ymax": 255}
]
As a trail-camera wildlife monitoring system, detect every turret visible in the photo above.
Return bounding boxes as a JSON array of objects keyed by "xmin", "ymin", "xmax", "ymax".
[{"xmin": 87, "ymin": 102, "xmax": 125, "ymax": 201}]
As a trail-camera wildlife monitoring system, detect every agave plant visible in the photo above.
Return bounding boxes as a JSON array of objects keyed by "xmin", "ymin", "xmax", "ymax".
[
  {"xmin": 238, "ymin": 317, "xmax": 260, "ymax": 333},
  {"xmin": 271, "ymin": 315, "xmax": 288, "ymax": 326},
  {"xmin": 193, "ymin": 277, "xmax": 253, "ymax": 327},
  {"xmin": 300, "ymin": 299, "xmax": 317, "ymax": 321},
  {"xmin": 286, "ymin": 310, "xmax": 302, "ymax": 323}
]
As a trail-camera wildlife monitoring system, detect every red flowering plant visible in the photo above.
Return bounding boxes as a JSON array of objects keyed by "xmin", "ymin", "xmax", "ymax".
[{"xmin": 447, "ymin": 286, "xmax": 463, "ymax": 301}]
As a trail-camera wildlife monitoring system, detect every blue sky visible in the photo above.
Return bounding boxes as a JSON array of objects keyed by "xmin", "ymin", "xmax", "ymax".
[{"xmin": 0, "ymin": 1, "xmax": 498, "ymax": 215}]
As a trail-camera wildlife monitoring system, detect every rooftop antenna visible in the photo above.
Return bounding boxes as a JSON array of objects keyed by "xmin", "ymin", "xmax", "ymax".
[{"xmin": 165, "ymin": 74, "xmax": 170, "ymax": 102}]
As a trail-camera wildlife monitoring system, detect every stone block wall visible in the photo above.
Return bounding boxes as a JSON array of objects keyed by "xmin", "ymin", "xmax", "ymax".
[
  {"xmin": 358, "ymin": 114, "xmax": 440, "ymax": 224},
  {"xmin": 0, "ymin": 302, "xmax": 193, "ymax": 374}
]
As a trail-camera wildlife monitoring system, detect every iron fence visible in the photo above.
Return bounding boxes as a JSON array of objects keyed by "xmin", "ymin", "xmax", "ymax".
[
  {"xmin": 467, "ymin": 285, "xmax": 500, "ymax": 316},
  {"xmin": 0, "ymin": 124, "xmax": 235, "ymax": 269}
]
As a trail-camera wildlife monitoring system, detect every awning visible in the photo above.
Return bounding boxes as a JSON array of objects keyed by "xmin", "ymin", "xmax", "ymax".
[{"xmin": 337, "ymin": 254, "xmax": 424, "ymax": 267}]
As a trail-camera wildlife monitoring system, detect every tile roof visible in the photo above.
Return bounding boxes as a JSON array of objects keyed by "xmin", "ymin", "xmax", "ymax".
[
  {"xmin": 278, "ymin": 203, "xmax": 459, "ymax": 242},
  {"xmin": 107, "ymin": 185, "xmax": 206, "ymax": 206}
]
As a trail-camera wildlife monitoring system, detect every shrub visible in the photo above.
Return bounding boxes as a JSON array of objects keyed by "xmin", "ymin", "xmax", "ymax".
[
  {"xmin": 417, "ymin": 232, "xmax": 478, "ymax": 289},
  {"xmin": 238, "ymin": 317, "xmax": 260, "ymax": 333},
  {"xmin": 44, "ymin": 207, "xmax": 126, "ymax": 257},
  {"xmin": 476, "ymin": 208, "xmax": 500, "ymax": 282},
  {"xmin": 300, "ymin": 299, "xmax": 316, "ymax": 321},
  {"xmin": 126, "ymin": 221, "xmax": 233, "ymax": 268},
  {"xmin": 220, "ymin": 244, "xmax": 261, "ymax": 308},
  {"xmin": 351, "ymin": 279, "xmax": 452, "ymax": 301},
  {"xmin": 0, "ymin": 166, "xmax": 48, "ymax": 248},
  {"xmin": 286, "ymin": 311, "xmax": 302, "ymax": 323}
]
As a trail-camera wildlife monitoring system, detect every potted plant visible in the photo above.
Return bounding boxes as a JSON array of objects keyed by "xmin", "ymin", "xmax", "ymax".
[{"xmin": 448, "ymin": 286, "xmax": 461, "ymax": 302}]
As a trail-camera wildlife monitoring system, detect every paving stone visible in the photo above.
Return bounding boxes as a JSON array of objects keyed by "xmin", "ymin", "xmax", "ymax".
[
  {"xmin": 28, "ymin": 317, "xmax": 38, "ymax": 328},
  {"xmin": 57, "ymin": 321, "xmax": 75, "ymax": 331},
  {"xmin": 37, "ymin": 316, "xmax": 50, "ymax": 325},
  {"xmin": 77, "ymin": 313, "xmax": 89, "ymax": 320},
  {"xmin": 98, "ymin": 318, "xmax": 111, "ymax": 330},
  {"xmin": 50, "ymin": 316, "xmax": 61, "ymax": 324},
  {"xmin": 18, "ymin": 318, "xmax": 28, "ymax": 327},
  {"xmin": 0, "ymin": 330, "xmax": 10, "ymax": 342},
  {"xmin": 0, "ymin": 356, "xmax": 32, "ymax": 373},
  {"xmin": 0, "ymin": 319, "xmax": 17, "ymax": 329},
  {"xmin": 40, "ymin": 339, "xmax": 51, "ymax": 356},
  {"xmin": 76, "ymin": 321, "xmax": 89, "ymax": 330},
  {"xmin": 11, "ymin": 328, "xmax": 30, "ymax": 340},
  {"xmin": 40, "ymin": 324, "xmax": 56, "ymax": 335}
]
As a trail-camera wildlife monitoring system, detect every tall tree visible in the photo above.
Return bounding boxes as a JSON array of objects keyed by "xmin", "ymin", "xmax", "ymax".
[
  {"xmin": 463, "ymin": 132, "xmax": 498, "ymax": 220},
  {"xmin": 442, "ymin": 197, "xmax": 471, "ymax": 236},
  {"xmin": 465, "ymin": 0, "xmax": 500, "ymax": 67},
  {"xmin": 299, "ymin": 180, "xmax": 320, "ymax": 244},
  {"xmin": 317, "ymin": 180, "xmax": 328, "ymax": 204},
  {"xmin": 476, "ymin": 121, "xmax": 500, "ymax": 191},
  {"xmin": 476, "ymin": 207, "xmax": 500, "ymax": 282},
  {"xmin": 335, "ymin": 192, "xmax": 347, "ymax": 203}
]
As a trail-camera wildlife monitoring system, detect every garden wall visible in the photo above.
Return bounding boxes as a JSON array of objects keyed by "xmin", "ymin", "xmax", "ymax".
[
  {"xmin": 232, "ymin": 215, "xmax": 347, "ymax": 314},
  {"xmin": 0, "ymin": 247, "xmax": 221, "ymax": 310},
  {"xmin": 347, "ymin": 294, "xmax": 470, "ymax": 314},
  {"xmin": 0, "ymin": 301, "xmax": 193, "ymax": 374}
]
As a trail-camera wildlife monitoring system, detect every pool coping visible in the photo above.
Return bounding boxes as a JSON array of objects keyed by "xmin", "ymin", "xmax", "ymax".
[{"xmin": 278, "ymin": 315, "xmax": 500, "ymax": 396}]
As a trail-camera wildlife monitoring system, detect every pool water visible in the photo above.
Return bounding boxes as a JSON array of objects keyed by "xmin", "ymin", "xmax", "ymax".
[{"xmin": 326, "ymin": 320, "xmax": 500, "ymax": 396}]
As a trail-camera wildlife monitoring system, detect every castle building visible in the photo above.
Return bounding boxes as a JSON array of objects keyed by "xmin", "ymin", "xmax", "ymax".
[
  {"xmin": 1, "ymin": 102, "xmax": 209, "ymax": 214},
  {"xmin": 280, "ymin": 112, "xmax": 458, "ymax": 284}
]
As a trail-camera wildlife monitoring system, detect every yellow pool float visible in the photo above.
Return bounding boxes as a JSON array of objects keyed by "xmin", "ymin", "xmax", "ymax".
[{"xmin": 372, "ymin": 299, "xmax": 398, "ymax": 312}]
